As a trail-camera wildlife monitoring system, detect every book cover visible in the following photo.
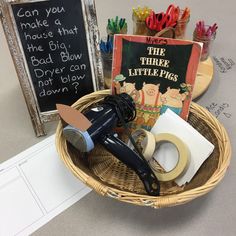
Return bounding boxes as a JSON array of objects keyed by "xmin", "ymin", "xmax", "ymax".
[{"xmin": 111, "ymin": 34, "xmax": 202, "ymax": 130}]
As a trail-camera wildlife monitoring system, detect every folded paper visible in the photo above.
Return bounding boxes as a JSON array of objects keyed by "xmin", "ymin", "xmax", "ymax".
[{"xmin": 151, "ymin": 109, "xmax": 215, "ymax": 186}]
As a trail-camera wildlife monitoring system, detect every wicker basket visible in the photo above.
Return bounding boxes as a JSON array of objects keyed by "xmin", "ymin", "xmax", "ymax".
[{"xmin": 55, "ymin": 90, "xmax": 231, "ymax": 208}]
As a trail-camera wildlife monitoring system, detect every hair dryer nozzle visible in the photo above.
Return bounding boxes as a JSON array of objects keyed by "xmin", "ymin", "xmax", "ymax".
[{"xmin": 63, "ymin": 125, "xmax": 94, "ymax": 152}]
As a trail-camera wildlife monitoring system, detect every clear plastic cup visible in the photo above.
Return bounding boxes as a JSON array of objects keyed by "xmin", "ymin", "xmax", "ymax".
[
  {"xmin": 132, "ymin": 14, "xmax": 149, "ymax": 35},
  {"xmin": 175, "ymin": 11, "xmax": 190, "ymax": 39},
  {"xmin": 101, "ymin": 52, "xmax": 113, "ymax": 89},
  {"xmin": 193, "ymin": 27, "xmax": 216, "ymax": 61}
]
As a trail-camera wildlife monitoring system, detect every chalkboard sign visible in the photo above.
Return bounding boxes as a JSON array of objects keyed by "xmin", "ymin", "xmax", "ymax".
[{"xmin": 0, "ymin": 0, "xmax": 103, "ymax": 136}]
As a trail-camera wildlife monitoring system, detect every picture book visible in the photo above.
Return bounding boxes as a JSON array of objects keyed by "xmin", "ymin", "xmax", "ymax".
[{"xmin": 111, "ymin": 34, "xmax": 202, "ymax": 130}]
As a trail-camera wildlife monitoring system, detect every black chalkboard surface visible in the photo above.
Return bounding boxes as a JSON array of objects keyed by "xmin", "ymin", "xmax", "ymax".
[
  {"xmin": 1, "ymin": 0, "xmax": 102, "ymax": 136},
  {"xmin": 12, "ymin": 0, "xmax": 95, "ymax": 112}
]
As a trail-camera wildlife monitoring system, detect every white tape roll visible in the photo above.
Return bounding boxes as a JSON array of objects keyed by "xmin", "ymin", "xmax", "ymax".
[{"xmin": 149, "ymin": 133, "xmax": 190, "ymax": 182}]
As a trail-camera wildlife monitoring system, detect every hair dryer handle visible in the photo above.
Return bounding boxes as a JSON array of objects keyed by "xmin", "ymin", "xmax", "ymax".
[{"xmin": 99, "ymin": 133, "xmax": 160, "ymax": 196}]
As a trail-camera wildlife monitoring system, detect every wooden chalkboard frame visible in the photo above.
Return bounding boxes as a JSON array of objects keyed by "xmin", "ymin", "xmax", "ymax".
[{"xmin": 0, "ymin": 0, "xmax": 103, "ymax": 136}]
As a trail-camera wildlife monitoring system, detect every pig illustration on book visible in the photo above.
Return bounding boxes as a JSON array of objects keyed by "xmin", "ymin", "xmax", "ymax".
[
  {"xmin": 137, "ymin": 82, "xmax": 161, "ymax": 107},
  {"xmin": 160, "ymin": 87, "xmax": 189, "ymax": 115},
  {"xmin": 119, "ymin": 81, "xmax": 162, "ymax": 107},
  {"xmin": 135, "ymin": 112, "xmax": 145, "ymax": 126},
  {"xmin": 146, "ymin": 113, "xmax": 158, "ymax": 128},
  {"xmin": 119, "ymin": 81, "xmax": 140, "ymax": 101}
]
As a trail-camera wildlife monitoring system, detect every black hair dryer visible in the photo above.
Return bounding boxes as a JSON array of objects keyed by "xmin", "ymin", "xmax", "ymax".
[{"xmin": 59, "ymin": 93, "xmax": 160, "ymax": 196}]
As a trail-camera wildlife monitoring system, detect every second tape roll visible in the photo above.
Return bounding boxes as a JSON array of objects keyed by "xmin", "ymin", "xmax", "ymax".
[{"xmin": 128, "ymin": 129, "xmax": 190, "ymax": 182}]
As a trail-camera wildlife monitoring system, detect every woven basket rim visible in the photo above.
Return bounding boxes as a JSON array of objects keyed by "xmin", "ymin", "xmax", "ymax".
[{"xmin": 55, "ymin": 90, "xmax": 231, "ymax": 208}]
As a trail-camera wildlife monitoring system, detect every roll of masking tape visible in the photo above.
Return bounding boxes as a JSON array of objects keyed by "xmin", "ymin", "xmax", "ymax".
[
  {"xmin": 149, "ymin": 133, "xmax": 189, "ymax": 182},
  {"xmin": 128, "ymin": 129, "xmax": 156, "ymax": 161}
]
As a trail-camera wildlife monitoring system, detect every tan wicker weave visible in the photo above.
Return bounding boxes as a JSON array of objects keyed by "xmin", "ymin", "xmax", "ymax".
[{"xmin": 55, "ymin": 90, "xmax": 231, "ymax": 208}]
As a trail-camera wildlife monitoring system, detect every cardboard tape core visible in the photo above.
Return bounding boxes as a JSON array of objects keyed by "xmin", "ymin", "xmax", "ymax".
[{"xmin": 150, "ymin": 133, "xmax": 189, "ymax": 182}]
